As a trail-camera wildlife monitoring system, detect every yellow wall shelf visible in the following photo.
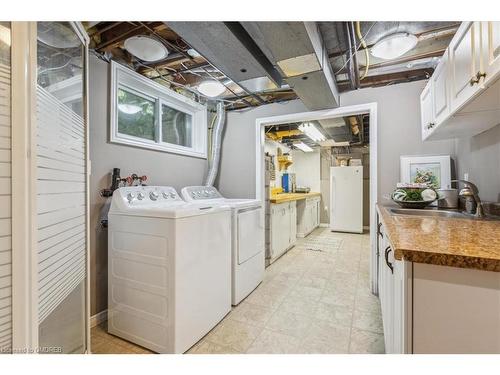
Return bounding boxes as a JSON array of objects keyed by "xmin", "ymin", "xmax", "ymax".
[{"xmin": 277, "ymin": 155, "xmax": 293, "ymax": 171}]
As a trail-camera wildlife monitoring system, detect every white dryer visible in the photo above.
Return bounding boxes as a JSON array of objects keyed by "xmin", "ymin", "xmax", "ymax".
[
  {"xmin": 107, "ymin": 186, "xmax": 232, "ymax": 353},
  {"xmin": 181, "ymin": 186, "xmax": 264, "ymax": 305}
]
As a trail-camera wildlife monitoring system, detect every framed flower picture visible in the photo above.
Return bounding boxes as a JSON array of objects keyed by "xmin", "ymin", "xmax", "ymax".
[{"xmin": 400, "ymin": 154, "xmax": 452, "ymax": 190}]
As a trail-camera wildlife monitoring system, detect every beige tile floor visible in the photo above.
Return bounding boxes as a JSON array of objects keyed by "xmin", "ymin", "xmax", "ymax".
[{"xmin": 91, "ymin": 228, "xmax": 384, "ymax": 354}]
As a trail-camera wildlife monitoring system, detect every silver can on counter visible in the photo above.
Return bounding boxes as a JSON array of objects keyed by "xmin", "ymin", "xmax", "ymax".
[{"xmin": 437, "ymin": 188, "xmax": 459, "ymax": 208}]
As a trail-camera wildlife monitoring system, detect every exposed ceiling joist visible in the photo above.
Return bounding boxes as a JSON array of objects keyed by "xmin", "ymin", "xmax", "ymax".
[{"xmin": 86, "ymin": 21, "xmax": 459, "ymax": 111}]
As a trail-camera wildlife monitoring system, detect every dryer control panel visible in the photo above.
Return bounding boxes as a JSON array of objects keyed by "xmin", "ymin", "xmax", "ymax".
[
  {"xmin": 114, "ymin": 186, "xmax": 183, "ymax": 206},
  {"xmin": 181, "ymin": 186, "xmax": 223, "ymax": 202}
]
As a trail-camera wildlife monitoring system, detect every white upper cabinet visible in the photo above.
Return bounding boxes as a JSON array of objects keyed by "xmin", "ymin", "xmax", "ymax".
[
  {"xmin": 449, "ymin": 22, "xmax": 482, "ymax": 113},
  {"xmin": 483, "ymin": 21, "xmax": 500, "ymax": 85},
  {"xmin": 421, "ymin": 22, "xmax": 500, "ymax": 141},
  {"xmin": 432, "ymin": 51, "xmax": 450, "ymax": 124},
  {"xmin": 420, "ymin": 81, "xmax": 434, "ymax": 139}
]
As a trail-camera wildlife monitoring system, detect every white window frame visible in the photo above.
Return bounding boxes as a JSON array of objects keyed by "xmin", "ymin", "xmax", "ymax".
[{"xmin": 110, "ymin": 61, "xmax": 207, "ymax": 158}]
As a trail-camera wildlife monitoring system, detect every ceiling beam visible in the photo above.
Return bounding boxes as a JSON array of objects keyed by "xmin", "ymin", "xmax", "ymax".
[
  {"xmin": 358, "ymin": 48, "xmax": 446, "ymax": 70},
  {"xmin": 94, "ymin": 25, "xmax": 144, "ymax": 51},
  {"xmin": 88, "ymin": 22, "xmax": 121, "ymax": 37},
  {"xmin": 337, "ymin": 67, "xmax": 434, "ymax": 88}
]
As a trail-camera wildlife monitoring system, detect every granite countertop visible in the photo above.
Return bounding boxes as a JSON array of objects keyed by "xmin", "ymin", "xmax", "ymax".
[
  {"xmin": 270, "ymin": 192, "xmax": 321, "ymax": 204},
  {"xmin": 377, "ymin": 204, "xmax": 500, "ymax": 272}
]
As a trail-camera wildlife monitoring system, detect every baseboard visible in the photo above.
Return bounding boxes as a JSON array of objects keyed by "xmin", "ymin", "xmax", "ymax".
[
  {"xmin": 90, "ymin": 309, "xmax": 108, "ymax": 328},
  {"xmin": 319, "ymin": 223, "xmax": 329, "ymax": 228},
  {"xmin": 363, "ymin": 225, "xmax": 370, "ymax": 230}
]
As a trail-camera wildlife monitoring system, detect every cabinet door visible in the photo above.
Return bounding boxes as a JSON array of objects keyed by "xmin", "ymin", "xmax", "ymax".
[
  {"xmin": 483, "ymin": 22, "xmax": 500, "ymax": 85},
  {"xmin": 378, "ymin": 237, "xmax": 388, "ymax": 347},
  {"xmin": 420, "ymin": 81, "xmax": 434, "ymax": 140},
  {"xmin": 271, "ymin": 203, "xmax": 288, "ymax": 259},
  {"xmin": 310, "ymin": 200, "xmax": 316, "ymax": 230},
  {"xmin": 432, "ymin": 51, "xmax": 450, "ymax": 125},
  {"xmin": 392, "ymin": 259, "xmax": 408, "ymax": 354},
  {"xmin": 449, "ymin": 21, "xmax": 482, "ymax": 112},
  {"xmin": 304, "ymin": 201, "xmax": 311, "ymax": 234},
  {"xmin": 380, "ymin": 239, "xmax": 395, "ymax": 354},
  {"xmin": 315, "ymin": 200, "xmax": 320, "ymax": 227},
  {"xmin": 270, "ymin": 206, "xmax": 280, "ymax": 259},
  {"xmin": 280, "ymin": 204, "xmax": 289, "ymax": 253},
  {"xmin": 289, "ymin": 203, "xmax": 297, "ymax": 245},
  {"xmin": 310, "ymin": 204, "xmax": 316, "ymax": 231}
]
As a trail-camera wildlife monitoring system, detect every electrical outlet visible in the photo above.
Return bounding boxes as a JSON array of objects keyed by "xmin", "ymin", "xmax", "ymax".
[{"xmin": 463, "ymin": 172, "xmax": 469, "ymax": 181}]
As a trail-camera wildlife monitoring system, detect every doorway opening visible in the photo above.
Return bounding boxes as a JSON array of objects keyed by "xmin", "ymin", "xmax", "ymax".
[{"xmin": 255, "ymin": 103, "xmax": 378, "ymax": 294}]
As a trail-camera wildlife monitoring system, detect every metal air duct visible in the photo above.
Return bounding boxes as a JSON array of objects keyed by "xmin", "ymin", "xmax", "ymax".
[
  {"xmin": 204, "ymin": 101, "xmax": 226, "ymax": 186},
  {"xmin": 241, "ymin": 22, "xmax": 340, "ymax": 110},
  {"xmin": 166, "ymin": 22, "xmax": 282, "ymax": 95}
]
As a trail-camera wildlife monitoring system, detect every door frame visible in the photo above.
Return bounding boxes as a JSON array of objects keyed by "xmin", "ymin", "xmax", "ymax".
[
  {"xmin": 11, "ymin": 21, "xmax": 90, "ymax": 354},
  {"xmin": 11, "ymin": 21, "xmax": 39, "ymax": 353},
  {"xmin": 255, "ymin": 102, "xmax": 379, "ymax": 294}
]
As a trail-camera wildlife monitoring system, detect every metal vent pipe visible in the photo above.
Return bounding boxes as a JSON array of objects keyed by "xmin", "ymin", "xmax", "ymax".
[{"xmin": 204, "ymin": 101, "xmax": 226, "ymax": 186}]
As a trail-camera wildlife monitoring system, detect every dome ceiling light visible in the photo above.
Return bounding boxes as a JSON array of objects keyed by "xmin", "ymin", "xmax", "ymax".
[
  {"xmin": 118, "ymin": 103, "xmax": 142, "ymax": 115},
  {"xmin": 371, "ymin": 32, "xmax": 418, "ymax": 60},
  {"xmin": 197, "ymin": 80, "xmax": 226, "ymax": 97},
  {"xmin": 124, "ymin": 35, "xmax": 169, "ymax": 62},
  {"xmin": 187, "ymin": 48, "xmax": 201, "ymax": 58}
]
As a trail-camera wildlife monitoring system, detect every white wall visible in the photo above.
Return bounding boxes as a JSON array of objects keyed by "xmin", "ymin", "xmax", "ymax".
[
  {"xmin": 218, "ymin": 81, "xmax": 457, "ymax": 206},
  {"xmin": 339, "ymin": 80, "xmax": 456, "ymax": 202},
  {"xmin": 291, "ymin": 148, "xmax": 321, "ymax": 193},
  {"xmin": 89, "ymin": 55, "xmax": 208, "ymax": 315},
  {"xmin": 217, "ymin": 100, "xmax": 307, "ymax": 198},
  {"xmin": 454, "ymin": 124, "xmax": 500, "ymax": 203},
  {"xmin": 264, "ymin": 139, "xmax": 291, "ymax": 189}
]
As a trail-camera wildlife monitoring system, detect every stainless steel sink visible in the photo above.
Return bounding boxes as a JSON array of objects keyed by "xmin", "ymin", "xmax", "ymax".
[{"xmin": 389, "ymin": 207, "xmax": 500, "ymax": 221}]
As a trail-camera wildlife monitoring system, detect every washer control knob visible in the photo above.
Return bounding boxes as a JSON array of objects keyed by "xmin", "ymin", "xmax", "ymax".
[
  {"xmin": 170, "ymin": 193, "xmax": 176, "ymax": 199},
  {"xmin": 137, "ymin": 192, "xmax": 145, "ymax": 200},
  {"xmin": 126, "ymin": 193, "xmax": 136, "ymax": 203},
  {"xmin": 162, "ymin": 191, "xmax": 169, "ymax": 199},
  {"xmin": 150, "ymin": 191, "xmax": 159, "ymax": 201}
]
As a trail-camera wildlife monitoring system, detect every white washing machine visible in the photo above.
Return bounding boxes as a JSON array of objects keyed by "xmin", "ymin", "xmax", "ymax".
[
  {"xmin": 107, "ymin": 186, "xmax": 232, "ymax": 353},
  {"xmin": 181, "ymin": 186, "xmax": 264, "ymax": 305}
]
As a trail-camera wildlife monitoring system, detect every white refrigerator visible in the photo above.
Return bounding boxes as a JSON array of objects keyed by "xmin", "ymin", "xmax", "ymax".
[{"xmin": 330, "ymin": 166, "xmax": 363, "ymax": 233}]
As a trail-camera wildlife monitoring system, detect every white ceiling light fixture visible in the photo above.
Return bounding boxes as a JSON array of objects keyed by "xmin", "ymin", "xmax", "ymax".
[
  {"xmin": 371, "ymin": 32, "xmax": 418, "ymax": 60},
  {"xmin": 294, "ymin": 142, "xmax": 313, "ymax": 153},
  {"xmin": 118, "ymin": 103, "xmax": 142, "ymax": 115},
  {"xmin": 187, "ymin": 48, "xmax": 201, "ymax": 58},
  {"xmin": 197, "ymin": 80, "xmax": 226, "ymax": 97},
  {"xmin": 124, "ymin": 35, "xmax": 169, "ymax": 62},
  {"xmin": 298, "ymin": 122, "xmax": 326, "ymax": 142}
]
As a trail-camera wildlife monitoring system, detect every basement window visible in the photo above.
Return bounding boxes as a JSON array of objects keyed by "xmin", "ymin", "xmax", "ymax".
[{"xmin": 110, "ymin": 61, "xmax": 207, "ymax": 158}]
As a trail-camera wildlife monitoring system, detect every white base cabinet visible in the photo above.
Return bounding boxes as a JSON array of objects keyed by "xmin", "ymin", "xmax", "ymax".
[
  {"xmin": 378, "ymin": 225, "xmax": 411, "ymax": 354},
  {"xmin": 412, "ymin": 263, "xmax": 500, "ymax": 354},
  {"xmin": 377, "ymin": 215, "xmax": 500, "ymax": 354},
  {"xmin": 268, "ymin": 201, "xmax": 297, "ymax": 264},
  {"xmin": 296, "ymin": 196, "xmax": 320, "ymax": 238}
]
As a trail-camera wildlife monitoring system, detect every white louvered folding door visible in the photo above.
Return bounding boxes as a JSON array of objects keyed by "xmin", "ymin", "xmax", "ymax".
[
  {"xmin": 0, "ymin": 22, "xmax": 12, "ymax": 354},
  {"xmin": 35, "ymin": 22, "xmax": 89, "ymax": 354}
]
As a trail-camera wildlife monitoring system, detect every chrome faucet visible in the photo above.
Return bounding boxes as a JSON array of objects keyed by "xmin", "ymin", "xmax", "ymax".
[{"xmin": 451, "ymin": 179, "xmax": 485, "ymax": 218}]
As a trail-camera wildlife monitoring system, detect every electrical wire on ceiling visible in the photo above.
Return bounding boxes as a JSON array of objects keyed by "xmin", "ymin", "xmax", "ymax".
[
  {"xmin": 133, "ymin": 59, "xmax": 246, "ymax": 106},
  {"xmin": 355, "ymin": 21, "xmax": 370, "ymax": 80},
  {"xmin": 335, "ymin": 21, "xmax": 377, "ymax": 76}
]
